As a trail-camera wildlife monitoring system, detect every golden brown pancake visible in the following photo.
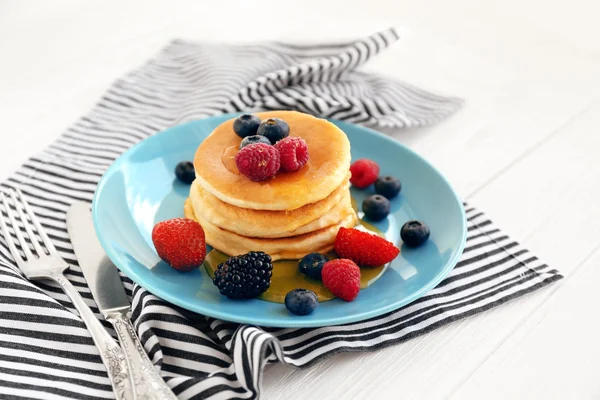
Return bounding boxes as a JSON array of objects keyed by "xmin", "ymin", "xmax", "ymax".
[
  {"xmin": 194, "ymin": 111, "xmax": 351, "ymax": 211},
  {"xmin": 188, "ymin": 174, "xmax": 352, "ymax": 238},
  {"xmin": 184, "ymin": 198, "xmax": 357, "ymax": 261}
]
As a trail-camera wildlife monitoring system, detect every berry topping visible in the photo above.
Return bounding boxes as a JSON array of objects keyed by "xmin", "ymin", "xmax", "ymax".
[
  {"xmin": 240, "ymin": 135, "xmax": 272, "ymax": 149},
  {"xmin": 257, "ymin": 118, "xmax": 290, "ymax": 144},
  {"xmin": 274, "ymin": 136, "xmax": 309, "ymax": 172},
  {"xmin": 362, "ymin": 194, "xmax": 391, "ymax": 222},
  {"xmin": 175, "ymin": 161, "xmax": 195, "ymax": 184},
  {"xmin": 334, "ymin": 227, "xmax": 400, "ymax": 267},
  {"xmin": 298, "ymin": 252, "xmax": 329, "ymax": 280},
  {"xmin": 235, "ymin": 143, "xmax": 281, "ymax": 181},
  {"xmin": 233, "ymin": 114, "xmax": 261, "ymax": 138},
  {"xmin": 285, "ymin": 288, "xmax": 318, "ymax": 315},
  {"xmin": 374, "ymin": 176, "xmax": 402, "ymax": 199},
  {"xmin": 213, "ymin": 251, "xmax": 273, "ymax": 299},
  {"xmin": 349, "ymin": 159, "xmax": 380, "ymax": 189},
  {"xmin": 152, "ymin": 218, "xmax": 206, "ymax": 271},
  {"xmin": 400, "ymin": 220, "xmax": 430, "ymax": 248},
  {"xmin": 321, "ymin": 259, "xmax": 361, "ymax": 302}
]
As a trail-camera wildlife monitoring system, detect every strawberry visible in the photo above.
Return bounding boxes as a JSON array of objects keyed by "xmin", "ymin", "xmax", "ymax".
[
  {"xmin": 152, "ymin": 218, "xmax": 206, "ymax": 271},
  {"xmin": 349, "ymin": 159, "xmax": 380, "ymax": 189},
  {"xmin": 322, "ymin": 259, "xmax": 361, "ymax": 301},
  {"xmin": 334, "ymin": 227, "xmax": 400, "ymax": 267}
]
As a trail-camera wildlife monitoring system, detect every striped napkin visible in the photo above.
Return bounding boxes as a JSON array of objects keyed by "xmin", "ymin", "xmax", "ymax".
[{"xmin": 0, "ymin": 28, "xmax": 561, "ymax": 399}]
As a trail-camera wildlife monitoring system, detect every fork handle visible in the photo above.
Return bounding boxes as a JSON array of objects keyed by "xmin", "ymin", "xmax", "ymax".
[
  {"xmin": 52, "ymin": 273, "xmax": 132, "ymax": 400},
  {"xmin": 106, "ymin": 313, "xmax": 179, "ymax": 400}
]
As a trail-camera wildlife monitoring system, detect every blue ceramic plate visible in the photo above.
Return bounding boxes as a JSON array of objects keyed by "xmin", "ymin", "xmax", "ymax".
[{"xmin": 92, "ymin": 114, "xmax": 466, "ymax": 328}]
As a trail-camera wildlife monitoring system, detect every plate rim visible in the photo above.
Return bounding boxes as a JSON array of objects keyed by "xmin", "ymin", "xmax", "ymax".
[{"xmin": 92, "ymin": 114, "xmax": 467, "ymax": 328}]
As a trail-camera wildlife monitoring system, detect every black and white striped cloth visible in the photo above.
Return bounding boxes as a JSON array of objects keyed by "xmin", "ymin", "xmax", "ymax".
[{"xmin": 0, "ymin": 28, "xmax": 561, "ymax": 399}]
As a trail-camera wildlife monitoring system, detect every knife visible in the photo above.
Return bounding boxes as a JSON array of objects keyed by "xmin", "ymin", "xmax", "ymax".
[{"xmin": 67, "ymin": 202, "xmax": 178, "ymax": 400}]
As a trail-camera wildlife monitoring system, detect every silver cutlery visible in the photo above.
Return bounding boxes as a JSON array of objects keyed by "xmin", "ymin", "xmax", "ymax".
[
  {"xmin": 67, "ymin": 201, "xmax": 178, "ymax": 400},
  {"xmin": 0, "ymin": 189, "xmax": 131, "ymax": 400}
]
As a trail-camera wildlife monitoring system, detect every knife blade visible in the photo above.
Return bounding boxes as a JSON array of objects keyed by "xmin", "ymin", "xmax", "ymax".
[
  {"xmin": 67, "ymin": 202, "xmax": 178, "ymax": 400},
  {"xmin": 67, "ymin": 202, "xmax": 130, "ymax": 316}
]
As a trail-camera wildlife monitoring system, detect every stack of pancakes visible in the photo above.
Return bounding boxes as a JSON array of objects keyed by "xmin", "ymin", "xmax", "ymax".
[{"xmin": 184, "ymin": 111, "xmax": 357, "ymax": 261}]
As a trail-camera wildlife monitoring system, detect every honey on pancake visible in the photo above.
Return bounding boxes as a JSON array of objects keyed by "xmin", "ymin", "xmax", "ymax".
[
  {"xmin": 221, "ymin": 145, "xmax": 240, "ymax": 175},
  {"xmin": 202, "ymin": 210, "xmax": 388, "ymax": 303}
]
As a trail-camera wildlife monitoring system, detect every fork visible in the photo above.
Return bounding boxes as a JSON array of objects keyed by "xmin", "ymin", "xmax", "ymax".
[{"xmin": 0, "ymin": 188, "xmax": 132, "ymax": 400}]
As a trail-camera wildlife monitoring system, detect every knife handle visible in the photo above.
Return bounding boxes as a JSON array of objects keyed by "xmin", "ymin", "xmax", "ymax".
[
  {"xmin": 106, "ymin": 313, "xmax": 178, "ymax": 400},
  {"xmin": 52, "ymin": 273, "xmax": 132, "ymax": 400}
]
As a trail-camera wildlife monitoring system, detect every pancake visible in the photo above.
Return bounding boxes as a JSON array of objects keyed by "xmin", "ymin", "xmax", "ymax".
[
  {"xmin": 191, "ymin": 188, "xmax": 354, "ymax": 238},
  {"xmin": 194, "ymin": 111, "xmax": 351, "ymax": 211},
  {"xmin": 184, "ymin": 198, "xmax": 358, "ymax": 261},
  {"xmin": 189, "ymin": 174, "xmax": 352, "ymax": 238}
]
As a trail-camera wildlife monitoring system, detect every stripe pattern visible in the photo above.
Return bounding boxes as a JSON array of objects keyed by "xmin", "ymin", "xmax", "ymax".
[{"xmin": 0, "ymin": 28, "xmax": 560, "ymax": 399}]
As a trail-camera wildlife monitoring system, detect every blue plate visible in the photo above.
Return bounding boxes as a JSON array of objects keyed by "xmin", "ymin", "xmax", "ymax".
[{"xmin": 92, "ymin": 114, "xmax": 466, "ymax": 328}]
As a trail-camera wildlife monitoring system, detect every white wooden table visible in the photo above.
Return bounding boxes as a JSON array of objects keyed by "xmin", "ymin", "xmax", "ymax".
[{"xmin": 1, "ymin": 1, "xmax": 599, "ymax": 399}]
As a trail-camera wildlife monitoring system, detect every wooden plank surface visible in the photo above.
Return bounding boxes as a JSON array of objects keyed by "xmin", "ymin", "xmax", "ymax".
[{"xmin": 1, "ymin": 0, "xmax": 598, "ymax": 398}]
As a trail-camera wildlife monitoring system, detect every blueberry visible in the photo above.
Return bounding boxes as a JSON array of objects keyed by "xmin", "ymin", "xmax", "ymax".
[
  {"xmin": 233, "ymin": 114, "xmax": 261, "ymax": 138},
  {"xmin": 175, "ymin": 161, "xmax": 195, "ymax": 184},
  {"xmin": 298, "ymin": 253, "xmax": 328, "ymax": 280},
  {"xmin": 285, "ymin": 288, "xmax": 318, "ymax": 316},
  {"xmin": 374, "ymin": 176, "xmax": 402, "ymax": 199},
  {"xmin": 257, "ymin": 118, "xmax": 289, "ymax": 144},
  {"xmin": 239, "ymin": 135, "xmax": 272, "ymax": 149},
  {"xmin": 400, "ymin": 220, "xmax": 430, "ymax": 248},
  {"xmin": 362, "ymin": 194, "xmax": 390, "ymax": 222}
]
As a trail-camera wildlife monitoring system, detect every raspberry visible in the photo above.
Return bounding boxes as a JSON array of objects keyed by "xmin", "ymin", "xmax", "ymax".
[
  {"xmin": 334, "ymin": 227, "xmax": 400, "ymax": 267},
  {"xmin": 274, "ymin": 137, "xmax": 309, "ymax": 172},
  {"xmin": 152, "ymin": 218, "xmax": 206, "ymax": 271},
  {"xmin": 322, "ymin": 259, "xmax": 361, "ymax": 301},
  {"xmin": 349, "ymin": 159, "xmax": 380, "ymax": 189},
  {"xmin": 235, "ymin": 143, "xmax": 280, "ymax": 181}
]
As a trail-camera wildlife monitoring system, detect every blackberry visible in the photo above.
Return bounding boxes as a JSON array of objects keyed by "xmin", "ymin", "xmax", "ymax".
[{"xmin": 213, "ymin": 251, "xmax": 273, "ymax": 299}]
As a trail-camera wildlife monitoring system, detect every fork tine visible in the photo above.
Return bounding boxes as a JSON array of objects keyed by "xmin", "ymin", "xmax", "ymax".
[
  {"xmin": 0, "ymin": 192, "xmax": 32, "ymax": 261},
  {"xmin": 0, "ymin": 194, "xmax": 23, "ymax": 266},
  {"xmin": 15, "ymin": 188, "xmax": 57, "ymax": 254},
  {"xmin": 10, "ymin": 190, "xmax": 46, "ymax": 256}
]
